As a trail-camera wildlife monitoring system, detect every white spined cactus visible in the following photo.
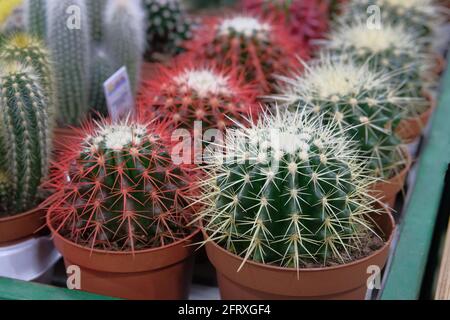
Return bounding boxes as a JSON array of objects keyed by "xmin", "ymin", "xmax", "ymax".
[{"xmin": 197, "ymin": 109, "xmax": 382, "ymax": 268}]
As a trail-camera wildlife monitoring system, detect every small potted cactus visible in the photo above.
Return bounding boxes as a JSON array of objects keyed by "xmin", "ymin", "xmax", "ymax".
[
  {"xmin": 242, "ymin": 0, "xmax": 330, "ymax": 50},
  {"xmin": 43, "ymin": 118, "xmax": 201, "ymax": 300},
  {"xmin": 0, "ymin": 35, "xmax": 53, "ymax": 245},
  {"xmin": 137, "ymin": 58, "xmax": 259, "ymax": 132},
  {"xmin": 273, "ymin": 56, "xmax": 412, "ymax": 207},
  {"xmin": 198, "ymin": 110, "xmax": 395, "ymax": 299},
  {"xmin": 184, "ymin": 15, "xmax": 304, "ymax": 95},
  {"xmin": 324, "ymin": 20, "xmax": 435, "ymax": 143}
]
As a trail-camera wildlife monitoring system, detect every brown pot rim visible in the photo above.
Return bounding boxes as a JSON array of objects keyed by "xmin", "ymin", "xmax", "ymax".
[
  {"xmin": 201, "ymin": 207, "xmax": 395, "ymax": 274},
  {"xmin": 0, "ymin": 203, "xmax": 44, "ymax": 224},
  {"xmin": 373, "ymin": 146, "xmax": 412, "ymax": 187},
  {"xmin": 47, "ymin": 210, "xmax": 201, "ymax": 257}
]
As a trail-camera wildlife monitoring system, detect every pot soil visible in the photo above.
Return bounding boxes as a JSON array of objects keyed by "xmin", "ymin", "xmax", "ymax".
[
  {"xmin": 396, "ymin": 91, "xmax": 436, "ymax": 143},
  {"xmin": 48, "ymin": 213, "xmax": 200, "ymax": 300},
  {"xmin": 369, "ymin": 150, "xmax": 412, "ymax": 209},
  {"xmin": 0, "ymin": 206, "xmax": 46, "ymax": 246},
  {"xmin": 203, "ymin": 209, "xmax": 395, "ymax": 300}
]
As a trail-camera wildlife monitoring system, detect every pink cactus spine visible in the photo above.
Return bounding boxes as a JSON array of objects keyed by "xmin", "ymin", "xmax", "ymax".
[{"xmin": 43, "ymin": 118, "xmax": 199, "ymax": 252}]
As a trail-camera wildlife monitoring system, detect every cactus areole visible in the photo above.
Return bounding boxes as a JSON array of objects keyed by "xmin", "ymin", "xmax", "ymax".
[{"xmin": 44, "ymin": 119, "xmax": 199, "ymax": 252}]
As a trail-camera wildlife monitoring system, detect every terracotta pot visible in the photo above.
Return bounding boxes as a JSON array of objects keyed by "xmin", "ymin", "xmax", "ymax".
[
  {"xmin": 396, "ymin": 91, "xmax": 436, "ymax": 143},
  {"xmin": 369, "ymin": 150, "xmax": 412, "ymax": 209},
  {"xmin": 204, "ymin": 209, "xmax": 395, "ymax": 300},
  {"xmin": 48, "ymin": 212, "xmax": 199, "ymax": 300},
  {"xmin": 0, "ymin": 206, "xmax": 46, "ymax": 246}
]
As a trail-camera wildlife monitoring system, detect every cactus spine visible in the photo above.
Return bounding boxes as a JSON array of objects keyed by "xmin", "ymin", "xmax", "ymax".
[
  {"xmin": 104, "ymin": 0, "xmax": 145, "ymax": 94},
  {"xmin": 199, "ymin": 110, "xmax": 381, "ymax": 267},
  {"xmin": 273, "ymin": 56, "xmax": 408, "ymax": 180},
  {"xmin": 46, "ymin": 0, "xmax": 90, "ymax": 125},
  {"xmin": 44, "ymin": 119, "xmax": 198, "ymax": 251},
  {"xmin": 0, "ymin": 62, "xmax": 51, "ymax": 214},
  {"xmin": 25, "ymin": 0, "xmax": 47, "ymax": 39},
  {"xmin": 87, "ymin": 0, "xmax": 107, "ymax": 43}
]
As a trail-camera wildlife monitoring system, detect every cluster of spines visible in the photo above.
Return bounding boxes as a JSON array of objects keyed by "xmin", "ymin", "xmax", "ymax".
[
  {"xmin": 46, "ymin": 0, "xmax": 90, "ymax": 125},
  {"xmin": 272, "ymin": 56, "xmax": 408, "ymax": 180},
  {"xmin": 137, "ymin": 62, "xmax": 258, "ymax": 131},
  {"xmin": 197, "ymin": 110, "xmax": 379, "ymax": 267},
  {"xmin": 104, "ymin": 0, "xmax": 145, "ymax": 94},
  {"xmin": 143, "ymin": 0, "xmax": 194, "ymax": 58},
  {"xmin": 43, "ymin": 119, "xmax": 198, "ymax": 251},
  {"xmin": 185, "ymin": 15, "xmax": 302, "ymax": 95},
  {"xmin": 0, "ymin": 63, "xmax": 51, "ymax": 214}
]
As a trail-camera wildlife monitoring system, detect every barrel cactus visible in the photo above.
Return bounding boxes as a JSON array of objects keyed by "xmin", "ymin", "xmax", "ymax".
[
  {"xmin": 104, "ymin": 0, "xmax": 146, "ymax": 95},
  {"xmin": 137, "ymin": 61, "xmax": 259, "ymax": 131},
  {"xmin": 324, "ymin": 20, "xmax": 431, "ymax": 116},
  {"xmin": 199, "ymin": 110, "xmax": 381, "ymax": 267},
  {"xmin": 341, "ymin": 0, "xmax": 445, "ymax": 44},
  {"xmin": 0, "ymin": 62, "xmax": 51, "ymax": 215},
  {"xmin": 43, "ymin": 118, "xmax": 199, "ymax": 251},
  {"xmin": 143, "ymin": 0, "xmax": 195, "ymax": 59},
  {"xmin": 46, "ymin": 0, "xmax": 90, "ymax": 125},
  {"xmin": 185, "ymin": 15, "xmax": 303, "ymax": 95},
  {"xmin": 242, "ymin": 0, "xmax": 330, "ymax": 49},
  {"xmin": 272, "ymin": 56, "xmax": 408, "ymax": 180}
]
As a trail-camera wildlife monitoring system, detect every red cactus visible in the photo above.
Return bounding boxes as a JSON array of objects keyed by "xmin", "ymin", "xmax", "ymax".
[
  {"xmin": 42, "ymin": 118, "xmax": 199, "ymax": 252},
  {"xmin": 137, "ymin": 58, "xmax": 260, "ymax": 131},
  {"xmin": 184, "ymin": 15, "xmax": 305, "ymax": 95},
  {"xmin": 242, "ymin": 0, "xmax": 330, "ymax": 49}
]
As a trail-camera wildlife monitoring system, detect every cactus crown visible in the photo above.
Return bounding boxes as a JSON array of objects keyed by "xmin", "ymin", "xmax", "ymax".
[
  {"xmin": 44, "ymin": 118, "xmax": 198, "ymax": 251},
  {"xmin": 198, "ymin": 110, "xmax": 381, "ymax": 268},
  {"xmin": 186, "ymin": 14, "xmax": 301, "ymax": 95},
  {"xmin": 138, "ymin": 62, "xmax": 258, "ymax": 131},
  {"xmin": 272, "ymin": 55, "xmax": 408, "ymax": 179}
]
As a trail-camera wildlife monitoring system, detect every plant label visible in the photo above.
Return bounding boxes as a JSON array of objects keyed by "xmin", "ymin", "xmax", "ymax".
[{"xmin": 104, "ymin": 66, "xmax": 135, "ymax": 123}]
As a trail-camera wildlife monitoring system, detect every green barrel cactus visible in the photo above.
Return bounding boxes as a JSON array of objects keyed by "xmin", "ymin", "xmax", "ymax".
[
  {"xmin": 272, "ymin": 55, "xmax": 408, "ymax": 180},
  {"xmin": 199, "ymin": 110, "xmax": 381, "ymax": 267},
  {"xmin": 325, "ymin": 20, "xmax": 431, "ymax": 116},
  {"xmin": 143, "ymin": 0, "xmax": 195, "ymax": 58},
  {"xmin": 25, "ymin": 0, "xmax": 47, "ymax": 39},
  {"xmin": 0, "ymin": 62, "xmax": 51, "ymax": 214},
  {"xmin": 104, "ymin": 0, "xmax": 145, "ymax": 94},
  {"xmin": 47, "ymin": 0, "xmax": 90, "ymax": 125}
]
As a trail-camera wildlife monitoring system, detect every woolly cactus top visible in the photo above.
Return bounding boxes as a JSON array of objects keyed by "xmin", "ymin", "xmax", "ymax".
[
  {"xmin": 218, "ymin": 16, "xmax": 271, "ymax": 38},
  {"xmin": 84, "ymin": 123, "xmax": 147, "ymax": 151},
  {"xmin": 173, "ymin": 69, "xmax": 231, "ymax": 98},
  {"xmin": 199, "ymin": 110, "xmax": 380, "ymax": 267}
]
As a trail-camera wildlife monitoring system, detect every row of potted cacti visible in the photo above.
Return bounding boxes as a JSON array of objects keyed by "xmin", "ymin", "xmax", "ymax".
[{"xmin": 0, "ymin": 0, "xmax": 447, "ymax": 299}]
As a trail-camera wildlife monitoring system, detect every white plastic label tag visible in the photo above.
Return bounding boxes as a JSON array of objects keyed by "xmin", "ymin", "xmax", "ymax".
[{"xmin": 103, "ymin": 66, "xmax": 135, "ymax": 122}]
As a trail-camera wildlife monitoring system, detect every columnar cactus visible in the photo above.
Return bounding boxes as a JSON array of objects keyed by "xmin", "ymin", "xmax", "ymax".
[
  {"xmin": 137, "ymin": 61, "xmax": 259, "ymax": 131},
  {"xmin": 143, "ymin": 0, "xmax": 195, "ymax": 58},
  {"xmin": 104, "ymin": 0, "xmax": 146, "ymax": 94},
  {"xmin": 272, "ymin": 56, "xmax": 408, "ymax": 179},
  {"xmin": 0, "ymin": 62, "xmax": 51, "ymax": 214},
  {"xmin": 46, "ymin": 0, "xmax": 90, "ymax": 125},
  {"xmin": 89, "ymin": 47, "xmax": 115, "ymax": 116},
  {"xmin": 199, "ymin": 110, "xmax": 381, "ymax": 267},
  {"xmin": 185, "ymin": 15, "xmax": 303, "ymax": 95},
  {"xmin": 0, "ymin": 171, "xmax": 11, "ymax": 215},
  {"xmin": 25, "ymin": 0, "xmax": 47, "ymax": 39},
  {"xmin": 87, "ymin": 0, "xmax": 107, "ymax": 42},
  {"xmin": 242, "ymin": 0, "xmax": 330, "ymax": 49},
  {"xmin": 324, "ymin": 20, "xmax": 431, "ymax": 115},
  {"xmin": 44, "ymin": 119, "xmax": 199, "ymax": 251}
]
